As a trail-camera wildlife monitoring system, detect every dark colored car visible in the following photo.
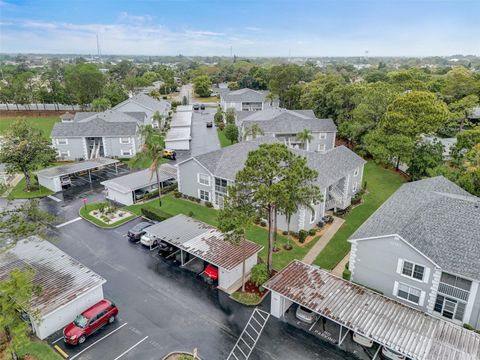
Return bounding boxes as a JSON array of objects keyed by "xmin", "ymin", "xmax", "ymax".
[
  {"xmin": 193, "ymin": 104, "xmax": 200, "ymax": 110},
  {"xmin": 157, "ymin": 241, "xmax": 176, "ymax": 255},
  {"xmin": 200, "ymin": 104, "xmax": 205, "ymax": 110},
  {"xmin": 63, "ymin": 299, "xmax": 118, "ymax": 345},
  {"xmin": 127, "ymin": 222, "xmax": 152, "ymax": 241},
  {"xmin": 206, "ymin": 121, "xmax": 213, "ymax": 128}
]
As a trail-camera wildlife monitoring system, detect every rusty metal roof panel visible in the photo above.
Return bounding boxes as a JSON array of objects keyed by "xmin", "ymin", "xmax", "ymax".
[
  {"xmin": 263, "ymin": 260, "xmax": 480, "ymax": 360},
  {"xmin": 0, "ymin": 236, "xmax": 106, "ymax": 318}
]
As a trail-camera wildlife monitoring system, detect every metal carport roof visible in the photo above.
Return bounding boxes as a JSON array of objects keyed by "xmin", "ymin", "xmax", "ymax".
[
  {"xmin": 263, "ymin": 260, "xmax": 480, "ymax": 360},
  {"xmin": 100, "ymin": 164, "xmax": 177, "ymax": 193},
  {"xmin": 36, "ymin": 157, "xmax": 119, "ymax": 179}
]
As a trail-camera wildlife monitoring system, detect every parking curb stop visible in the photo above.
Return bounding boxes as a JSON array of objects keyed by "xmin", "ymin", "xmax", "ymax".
[{"xmin": 54, "ymin": 344, "xmax": 69, "ymax": 358}]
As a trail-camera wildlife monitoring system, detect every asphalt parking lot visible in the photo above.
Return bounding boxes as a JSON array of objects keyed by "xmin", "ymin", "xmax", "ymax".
[{"xmin": 41, "ymin": 193, "xmax": 357, "ymax": 360}]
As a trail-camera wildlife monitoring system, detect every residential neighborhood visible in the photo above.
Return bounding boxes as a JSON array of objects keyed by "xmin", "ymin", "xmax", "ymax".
[{"xmin": 1, "ymin": 1, "xmax": 480, "ymax": 360}]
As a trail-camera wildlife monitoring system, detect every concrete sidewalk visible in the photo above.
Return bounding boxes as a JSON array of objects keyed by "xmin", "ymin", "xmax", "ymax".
[
  {"xmin": 302, "ymin": 216, "xmax": 345, "ymax": 265},
  {"xmin": 332, "ymin": 252, "xmax": 350, "ymax": 277}
]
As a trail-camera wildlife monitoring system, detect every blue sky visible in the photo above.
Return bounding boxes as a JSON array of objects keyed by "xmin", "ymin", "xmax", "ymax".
[{"xmin": 1, "ymin": 0, "xmax": 479, "ymax": 56}]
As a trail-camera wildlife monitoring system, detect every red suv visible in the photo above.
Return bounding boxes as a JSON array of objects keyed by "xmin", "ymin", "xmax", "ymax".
[{"xmin": 63, "ymin": 299, "xmax": 118, "ymax": 345}]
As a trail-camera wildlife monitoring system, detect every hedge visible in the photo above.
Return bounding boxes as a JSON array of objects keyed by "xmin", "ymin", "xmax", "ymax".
[{"xmin": 141, "ymin": 206, "xmax": 172, "ymax": 222}]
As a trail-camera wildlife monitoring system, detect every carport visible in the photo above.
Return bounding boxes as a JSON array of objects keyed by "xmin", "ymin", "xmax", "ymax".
[
  {"xmin": 101, "ymin": 163, "xmax": 177, "ymax": 205},
  {"xmin": 0, "ymin": 236, "xmax": 106, "ymax": 340},
  {"xmin": 165, "ymin": 127, "xmax": 191, "ymax": 150},
  {"xmin": 144, "ymin": 214, "xmax": 262, "ymax": 292},
  {"xmin": 263, "ymin": 260, "xmax": 480, "ymax": 360},
  {"xmin": 171, "ymin": 110, "xmax": 192, "ymax": 128},
  {"xmin": 36, "ymin": 157, "xmax": 120, "ymax": 192}
]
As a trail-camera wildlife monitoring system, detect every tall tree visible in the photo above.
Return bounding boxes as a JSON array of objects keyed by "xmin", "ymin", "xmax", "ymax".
[
  {"xmin": 224, "ymin": 124, "xmax": 239, "ymax": 144},
  {"xmin": 65, "ymin": 63, "xmax": 105, "ymax": 108},
  {"xmin": 91, "ymin": 97, "xmax": 111, "ymax": 111},
  {"xmin": 193, "ymin": 75, "xmax": 212, "ymax": 97},
  {"xmin": 0, "ymin": 269, "xmax": 42, "ymax": 359},
  {"xmin": 234, "ymin": 144, "xmax": 321, "ymax": 274},
  {"xmin": 448, "ymin": 94, "xmax": 479, "ymax": 130},
  {"xmin": 0, "ymin": 120, "xmax": 57, "ymax": 191},
  {"xmin": 408, "ymin": 140, "xmax": 444, "ymax": 180},
  {"xmin": 243, "ymin": 123, "xmax": 264, "ymax": 140},
  {"xmin": 225, "ymin": 108, "xmax": 236, "ymax": 124},
  {"xmin": 296, "ymin": 129, "xmax": 314, "ymax": 150}
]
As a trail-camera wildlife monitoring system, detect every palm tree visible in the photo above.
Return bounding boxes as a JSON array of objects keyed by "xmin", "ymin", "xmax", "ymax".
[
  {"xmin": 296, "ymin": 129, "xmax": 313, "ymax": 150},
  {"xmin": 134, "ymin": 125, "xmax": 165, "ymax": 206},
  {"xmin": 152, "ymin": 111, "xmax": 163, "ymax": 129},
  {"xmin": 243, "ymin": 123, "xmax": 264, "ymax": 140}
]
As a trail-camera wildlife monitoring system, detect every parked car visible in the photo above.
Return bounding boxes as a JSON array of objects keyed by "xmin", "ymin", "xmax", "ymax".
[
  {"xmin": 134, "ymin": 188, "xmax": 149, "ymax": 201},
  {"xmin": 295, "ymin": 305, "xmax": 319, "ymax": 324},
  {"xmin": 60, "ymin": 175, "xmax": 71, "ymax": 188},
  {"xmin": 200, "ymin": 104, "xmax": 205, "ymax": 110},
  {"xmin": 382, "ymin": 347, "xmax": 406, "ymax": 360},
  {"xmin": 127, "ymin": 222, "xmax": 152, "ymax": 241},
  {"xmin": 140, "ymin": 233, "xmax": 159, "ymax": 248},
  {"xmin": 206, "ymin": 121, "xmax": 213, "ymax": 128},
  {"xmin": 162, "ymin": 149, "xmax": 176, "ymax": 160},
  {"xmin": 352, "ymin": 333, "xmax": 373, "ymax": 348},
  {"xmin": 193, "ymin": 104, "xmax": 200, "ymax": 110},
  {"xmin": 63, "ymin": 299, "xmax": 118, "ymax": 345},
  {"xmin": 157, "ymin": 241, "xmax": 176, "ymax": 255},
  {"xmin": 201, "ymin": 264, "xmax": 218, "ymax": 284}
]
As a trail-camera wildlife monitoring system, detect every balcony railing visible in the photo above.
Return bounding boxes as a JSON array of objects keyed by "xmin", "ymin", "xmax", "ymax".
[
  {"xmin": 215, "ymin": 185, "xmax": 227, "ymax": 194},
  {"xmin": 438, "ymin": 282, "xmax": 470, "ymax": 302},
  {"xmin": 327, "ymin": 185, "xmax": 351, "ymax": 210}
]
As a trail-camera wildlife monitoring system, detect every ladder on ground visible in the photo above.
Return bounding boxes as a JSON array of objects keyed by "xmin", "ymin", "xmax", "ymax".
[{"xmin": 226, "ymin": 308, "xmax": 270, "ymax": 360}]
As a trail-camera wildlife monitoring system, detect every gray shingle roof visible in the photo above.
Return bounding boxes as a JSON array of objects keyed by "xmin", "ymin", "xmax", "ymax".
[
  {"xmin": 114, "ymin": 93, "xmax": 170, "ymax": 114},
  {"xmin": 51, "ymin": 118, "xmax": 138, "ymax": 137},
  {"xmin": 222, "ymin": 88, "xmax": 267, "ymax": 102},
  {"xmin": 351, "ymin": 177, "xmax": 480, "ymax": 280},
  {"xmin": 191, "ymin": 138, "xmax": 365, "ymax": 188},
  {"xmin": 240, "ymin": 108, "xmax": 337, "ymax": 133},
  {"xmin": 76, "ymin": 110, "xmax": 145, "ymax": 124},
  {"xmin": 73, "ymin": 112, "xmax": 98, "ymax": 121}
]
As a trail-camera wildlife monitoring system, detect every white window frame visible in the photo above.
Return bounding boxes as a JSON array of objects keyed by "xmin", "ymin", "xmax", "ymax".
[
  {"xmin": 354, "ymin": 167, "xmax": 360, "ymax": 177},
  {"xmin": 395, "ymin": 282, "xmax": 422, "ymax": 305},
  {"xmin": 56, "ymin": 138, "xmax": 68, "ymax": 145},
  {"xmin": 58, "ymin": 150, "xmax": 70, "ymax": 158},
  {"xmin": 198, "ymin": 173, "xmax": 210, "ymax": 186},
  {"xmin": 317, "ymin": 144, "xmax": 326, "ymax": 152},
  {"xmin": 121, "ymin": 149, "xmax": 132, "ymax": 156},
  {"xmin": 119, "ymin": 137, "xmax": 131, "ymax": 144},
  {"xmin": 401, "ymin": 260, "xmax": 425, "ymax": 282},
  {"xmin": 309, "ymin": 208, "xmax": 316, "ymax": 224},
  {"xmin": 319, "ymin": 133, "xmax": 327, "ymax": 140},
  {"xmin": 198, "ymin": 189, "xmax": 210, "ymax": 202}
]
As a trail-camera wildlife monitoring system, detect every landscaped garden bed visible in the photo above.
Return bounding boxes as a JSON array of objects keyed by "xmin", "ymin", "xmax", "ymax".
[
  {"xmin": 162, "ymin": 351, "xmax": 200, "ymax": 360},
  {"xmin": 80, "ymin": 202, "xmax": 136, "ymax": 228}
]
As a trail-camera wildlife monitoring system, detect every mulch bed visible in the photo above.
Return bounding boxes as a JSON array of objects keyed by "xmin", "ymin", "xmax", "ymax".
[{"xmin": 242, "ymin": 280, "xmax": 268, "ymax": 297}]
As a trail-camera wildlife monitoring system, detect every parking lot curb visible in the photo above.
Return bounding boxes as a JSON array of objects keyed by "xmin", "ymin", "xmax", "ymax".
[
  {"xmin": 54, "ymin": 344, "xmax": 69, "ymax": 358},
  {"xmin": 162, "ymin": 351, "xmax": 201, "ymax": 360},
  {"xmin": 78, "ymin": 208, "xmax": 138, "ymax": 229}
]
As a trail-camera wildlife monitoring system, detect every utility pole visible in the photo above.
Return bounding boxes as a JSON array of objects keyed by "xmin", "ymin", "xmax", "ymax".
[{"xmin": 96, "ymin": 33, "xmax": 102, "ymax": 62}]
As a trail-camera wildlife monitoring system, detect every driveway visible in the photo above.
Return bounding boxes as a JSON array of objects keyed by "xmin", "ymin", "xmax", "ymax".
[{"xmin": 42, "ymin": 194, "xmax": 357, "ymax": 360}]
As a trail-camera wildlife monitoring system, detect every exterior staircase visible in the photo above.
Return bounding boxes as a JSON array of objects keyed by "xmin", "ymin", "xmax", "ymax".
[
  {"xmin": 326, "ymin": 185, "xmax": 351, "ymax": 210},
  {"xmin": 226, "ymin": 308, "xmax": 270, "ymax": 360}
]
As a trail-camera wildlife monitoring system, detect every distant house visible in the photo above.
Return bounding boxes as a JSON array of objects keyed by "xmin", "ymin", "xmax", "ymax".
[
  {"xmin": 468, "ymin": 106, "xmax": 480, "ymax": 124},
  {"xmin": 112, "ymin": 93, "xmax": 171, "ymax": 128},
  {"xmin": 238, "ymin": 108, "xmax": 337, "ymax": 152},
  {"xmin": 59, "ymin": 112, "xmax": 75, "ymax": 123},
  {"xmin": 50, "ymin": 110, "xmax": 146, "ymax": 160},
  {"xmin": 348, "ymin": 177, "xmax": 480, "ymax": 328},
  {"xmin": 423, "ymin": 136, "xmax": 457, "ymax": 160},
  {"xmin": 177, "ymin": 137, "xmax": 365, "ymax": 231},
  {"xmin": 220, "ymin": 88, "xmax": 276, "ymax": 112}
]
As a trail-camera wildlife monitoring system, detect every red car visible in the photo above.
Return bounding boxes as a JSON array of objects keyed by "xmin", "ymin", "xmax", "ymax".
[{"xmin": 63, "ymin": 299, "xmax": 118, "ymax": 345}]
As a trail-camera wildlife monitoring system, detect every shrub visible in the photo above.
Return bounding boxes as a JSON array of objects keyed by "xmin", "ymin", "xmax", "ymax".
[
  {"xmin": 298, "ymin": 230, "xmax": 308, "ymax": 243},
  {"xmin": 217, "ymin": 122, "xmax": 225, "ymax": 130},
  {"xmin": 260, "ymin": 220, "xmax": 267, "ymax": 227},
  {"xmin": 282, "ymin": 230, "xmax": 288, "ymax": 235},
  {"xmin": 253, "ymin": 217, "xmax": 261, "ymax": 225},
  {"xmin": 205, "ymin": 201, "xmax": 213, "ymax": 208},
  {"xmin": 141, "ymin": 206, "xmax": 172, "ymax": 222},
  {"xmin": 162, "ymin": 184, "xmax": 178, "ymax": 194},
  {"xmin": 251, "ymin": 264, "xmax": 269, "ymax": 287},
  {"xmin": 289, "ymin": 231, "xmax": 299, "ymax": 239},
  {"xmin": 174, "ymin": 191, "xmax": 182, "ymax": 198},
  {"xmin": 144, "ymin": 190, "xmax": 159, "ymax": 200},
  {"xmin": 188, "ymin": 210, "xmax": 194, "ymax": 217},
  {"xmin": 342, "ymin": 268, "xmax": 352, "ymax": 281},
  {"xmin": 323, "ymin": 215, "xmax": 334, "ymax": 224},
  {"xmin": 308, "ymin": 228, "xmax": 316, "ymax": 236}
]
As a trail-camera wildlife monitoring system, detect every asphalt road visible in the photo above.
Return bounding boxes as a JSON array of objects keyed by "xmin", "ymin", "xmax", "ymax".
[{"xmin": 42, "ymin": 193, "xmax": 357, "ymax": 360}]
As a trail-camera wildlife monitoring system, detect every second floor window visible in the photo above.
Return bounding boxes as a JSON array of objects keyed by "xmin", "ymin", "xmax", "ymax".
[
  {"xmin": 120, "ymin": 137, "xmax": 131, "ymax": 144},
  {"xmin": 397, "ymin": 283, "xmax": 421, "ymax": 304},
  {"xmin": 56, "ymin": 138, "xmax": 68, "ymax": 145},
  {"xmin": 215, "ymin": 178, "xmax": 228, "ymax": 194},
  {"xmin": 198, "ymin": 173, "xmax": 210, "ymax": 186},
  {"xmin": 402, "ymin": 260, "xmax": 425, "ymax": 281},
  {"xmin": 319, "ymin": 133, "xmax": 327, "ymax": 139}
]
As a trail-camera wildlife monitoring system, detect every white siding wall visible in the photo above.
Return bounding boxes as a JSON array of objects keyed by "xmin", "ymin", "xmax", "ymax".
[
  {"xmin": 218, "ymin": 254, "xmax": 258, "ymax": 290},
  {"xmin": 38, "ymin": 175, "xmax": 62, "ymax": 192},
  {"xmin": 270, "ymin": 291, "xmax": 293, "ymax": 319},
  {"xmin": 105, "ymin": 187, "xmax": 134, "ymax": 206},
  {"xmin": 32, "ymin": 285, "xmax": 104, "ymax": 339}
]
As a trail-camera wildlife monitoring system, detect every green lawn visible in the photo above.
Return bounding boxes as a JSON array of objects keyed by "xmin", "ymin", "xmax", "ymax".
[
  {"xmin": 7, "ymin": 176, "xmax": 54, "ymax": 199},
  {"xmin": 79, "ymin": 202, "xmax": 137, "ymax": 228},
  {"xmin": 216, "ymin": 128, "xmax": 234, "ymax": 148},
  {"xmin": 313, "ymin": 162, "xmax": 406, "ymax": 270},
  {"xmin": 17, "ymin": 339, "xmax": 62, "ymax": 360},
  {"xmin": 126, "ymin": 194, "xmax": 320, "ymax": 270},
  {"xmin": 0, "ymin": 116, "xmax": 59, "ymax": 138},
  {"xmin": 193, "ymin": 96, "xmax": 219, "ymax": 103}
]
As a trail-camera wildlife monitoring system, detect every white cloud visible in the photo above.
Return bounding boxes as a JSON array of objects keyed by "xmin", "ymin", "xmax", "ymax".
[{"xmin": 117, "ymin": 12, "xmax": 153, "ymax": 24}]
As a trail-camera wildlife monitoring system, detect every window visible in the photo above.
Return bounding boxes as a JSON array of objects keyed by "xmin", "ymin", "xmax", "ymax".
[
  {"xmin": 354, "ymin": 167, "xmax": 359, "ymax": 176},
  {"xmin": 397, "ymin": 283, "xmax": 421, "ymax": 304},
  {"xmin": 215, "ymin": 178, "xmax": 228, "ymax": 194},
  {"xmin": 319, "ymin": 133, "xmax": 327, "ymax": 139},
  {"xmin": 310, "ymin": 209, "xmax": 316, "ymax": 224},
  {"xmin": 440, "ymin": 273, "xmax": 472, "ymax": 291},
  {"xmin": 56, "ymin": 138, "xmax": 68, "ymax": 145},
  {"xmin": 215, "ymin": 193, "xmax": 224, "ymax": 208},
  {"xmin": 121, "ymin": 149, "xmax": 132, "ymax": 156},
  {"xmin": 199, "ymin": 189, "xmax": 210, "ymax": 201},
  {"xmin": 119, "ymin": 137, "xmax": 131, "ymax": 144},
  {"xmin": 317, "ymin": 144, "xmax": 326, "ymax": 152},
  {"xmin": 402, "ymin": 260, "xmax": 425, "ymax": 281},
  {"xmin": 198, "ymin": 173, "xmax": 210, "ymax": 186},
  {"xmin": 434, "ymin": 295, "xmax": 466, "ymax": 321},
  {"xmin": 58, "ymin": 151, "xmax": 70, "ymax": 158}
]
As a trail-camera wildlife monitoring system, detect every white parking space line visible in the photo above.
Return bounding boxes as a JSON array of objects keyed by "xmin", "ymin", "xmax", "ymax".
[
  {"xmin": 56, "ymin": 217, "xmax": 82, "ymax": 228},
  {"xmin": 112, "ymin": 336, "xmax": 149, "ymax": 360},
  {"xmin": 51, "ymin": 336, "xmax": 64, "ymax": 345},
  {"xmin": 69, "ymin": 322, "xmax": 128, "ymax": 360},
  {"xmin": 48, "ymin": 195, "xmax": 62, "ymax": 202}
]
